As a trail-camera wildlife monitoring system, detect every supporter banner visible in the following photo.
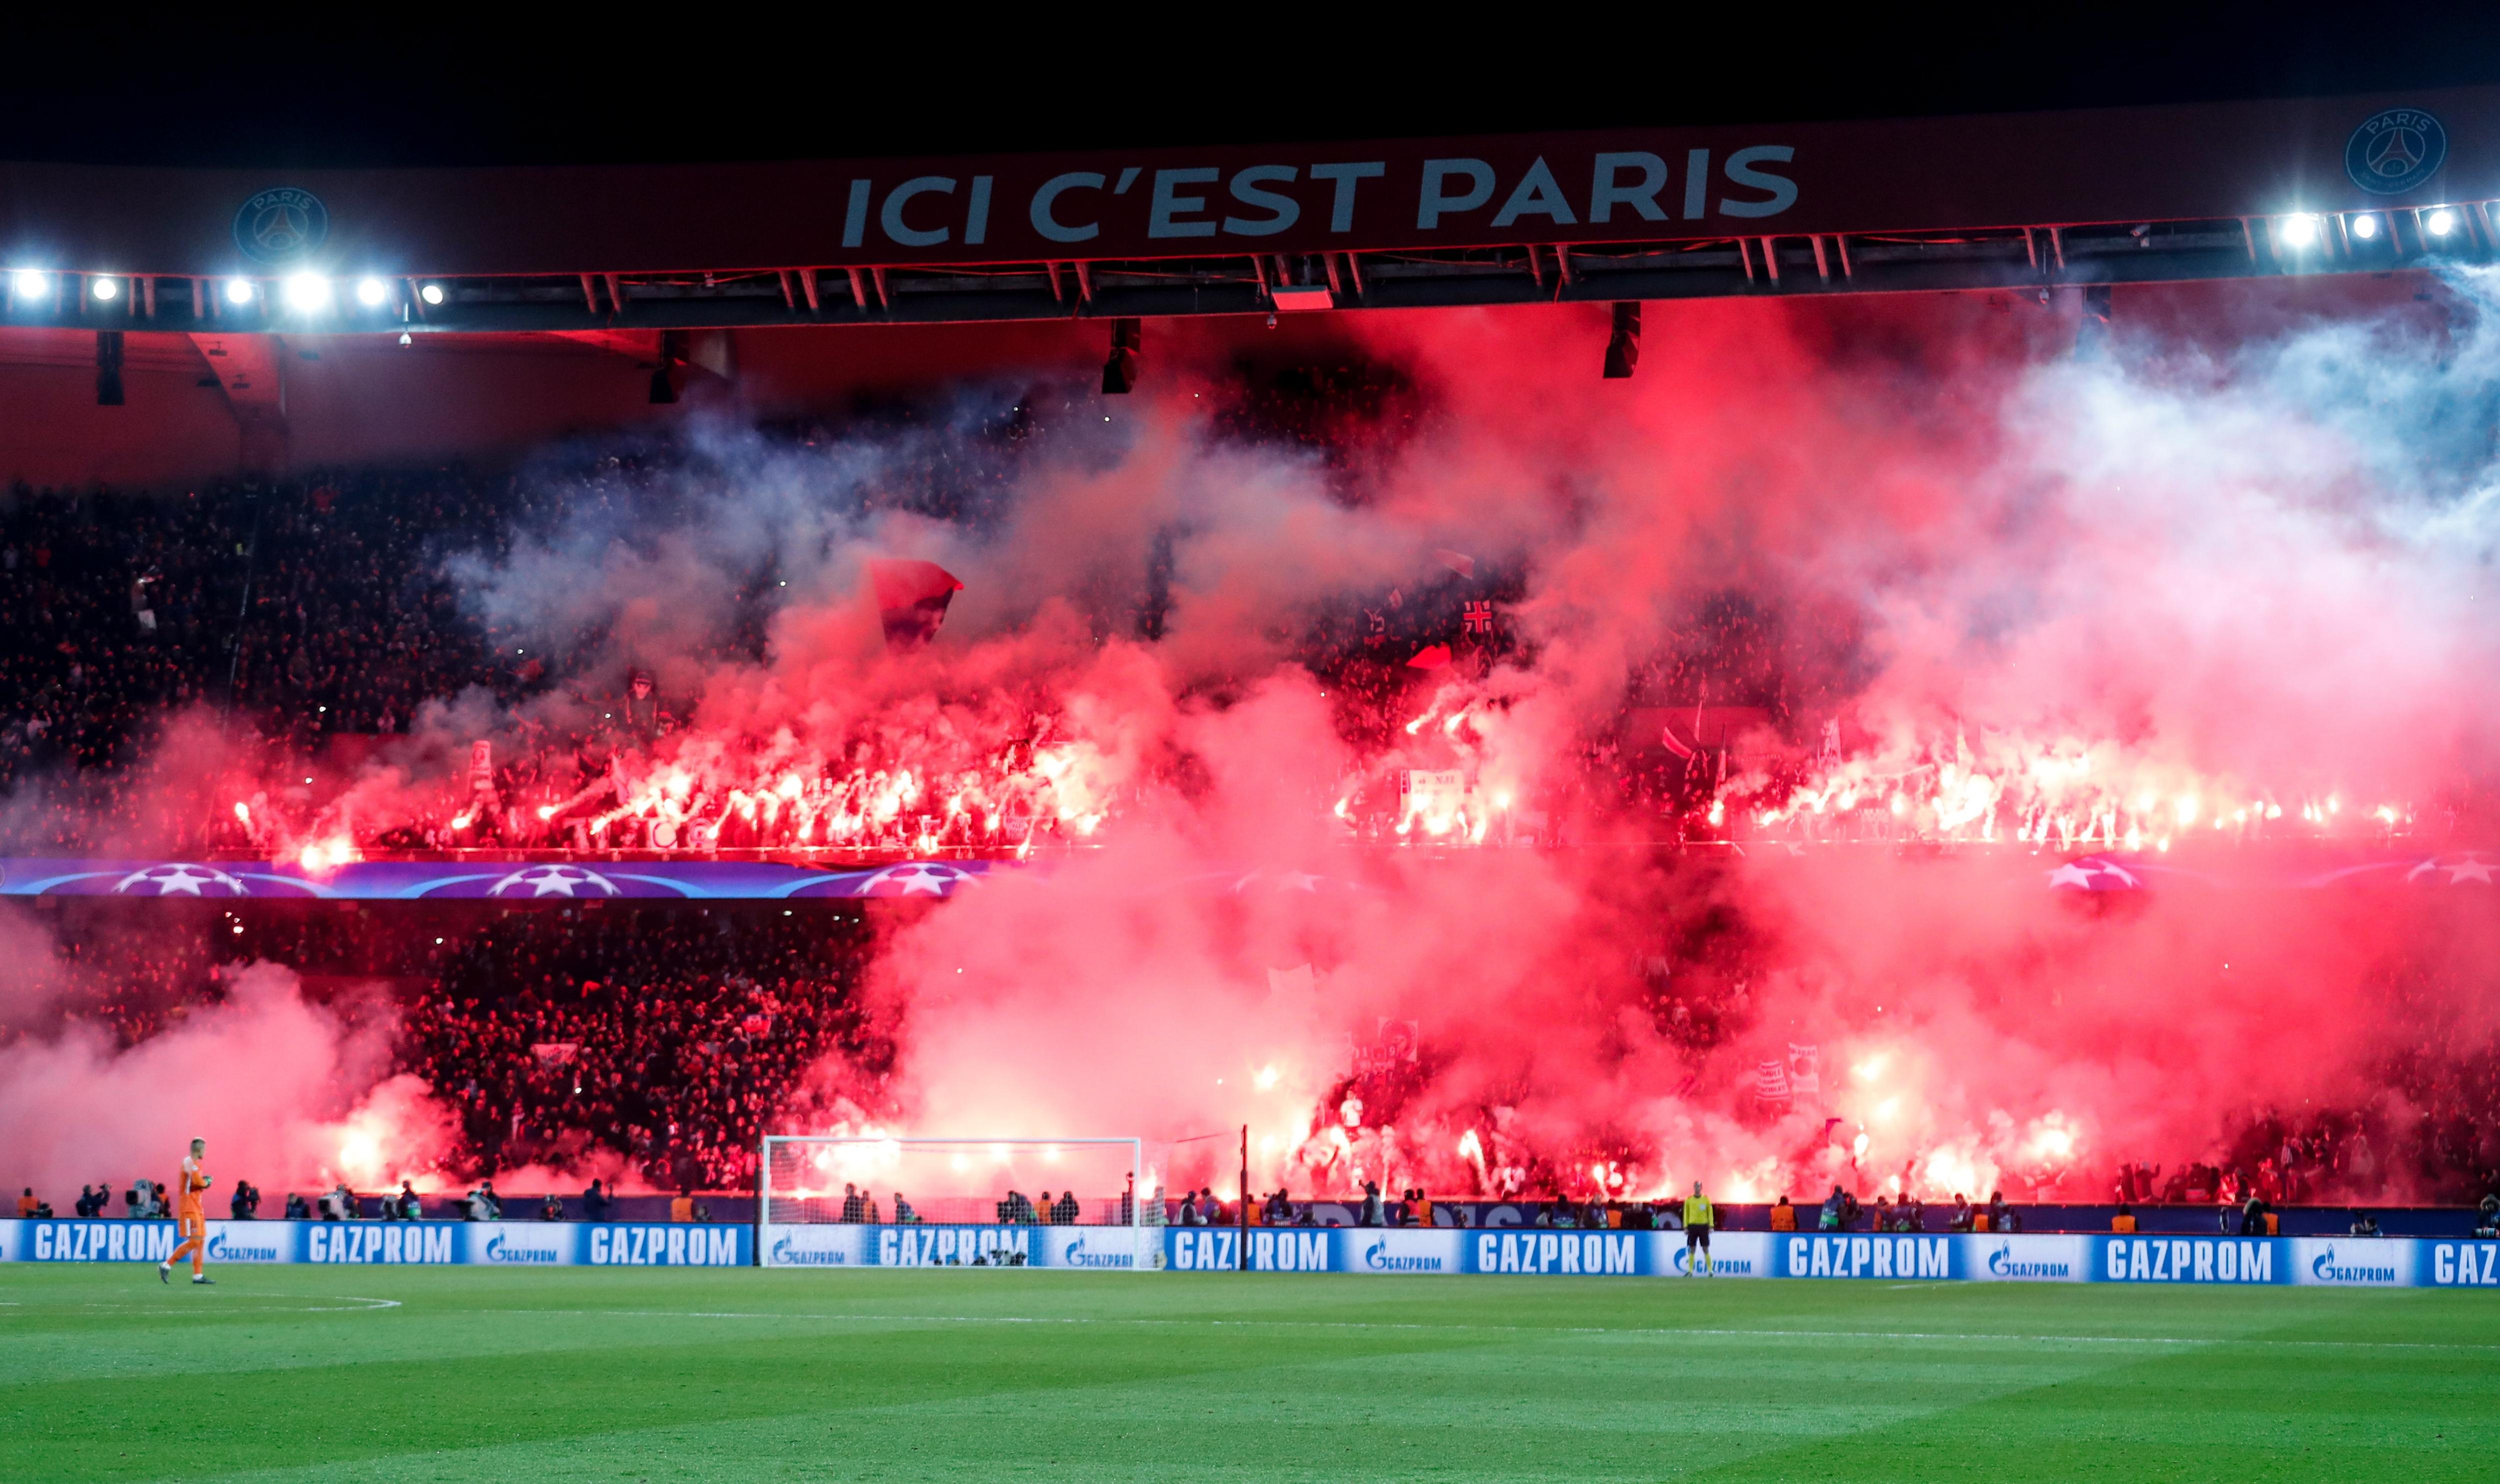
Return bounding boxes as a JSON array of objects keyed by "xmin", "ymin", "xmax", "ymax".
[
  {"xmin": 4, "ymin": 85, "xmax": 2498, "ymax": 275},
  {"xmin": 760, "ymin": 1223, "xmax": 1148, "ymax": 1269},
  {"xmin": 0, "ymin": 1219, "xmax": 749, "ymax": 1267},
  {"xmin": 0, "ymin": 859, "xmax": 998, "ymax": 901}
]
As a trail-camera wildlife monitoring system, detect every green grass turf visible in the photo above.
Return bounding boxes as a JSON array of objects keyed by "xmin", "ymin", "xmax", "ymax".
[{"xmin": 2, "ymin": 1264, "xmax": 2494, "ymax": 1482}]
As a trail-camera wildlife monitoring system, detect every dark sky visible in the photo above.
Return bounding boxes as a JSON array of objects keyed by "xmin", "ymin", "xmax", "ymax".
[{"xmin": 16, "ymin": 14, "xmax": 2500, "ymax": 168}]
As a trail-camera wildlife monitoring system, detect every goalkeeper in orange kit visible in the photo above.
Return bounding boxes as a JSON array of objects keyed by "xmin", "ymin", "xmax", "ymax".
[{"xmin": 160, "ymin": 1138, "xmax": 214, "ymax": 1286}]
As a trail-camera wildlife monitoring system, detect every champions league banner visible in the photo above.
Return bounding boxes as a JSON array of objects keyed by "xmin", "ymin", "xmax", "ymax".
[
  {"xmin": 4, "ymin": 850, "xmax": 2491, "ymax": 902},
  {"xmin": 0, "ymin": 859, "xmax": 996, "ymax": 902},
  {"xmin": 0, "ymin": 1219, "xmax": 750, "ymax": 1267}
]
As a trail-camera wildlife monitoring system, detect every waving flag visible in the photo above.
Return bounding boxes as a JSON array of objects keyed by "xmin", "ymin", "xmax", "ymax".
[{"xmin": 869, "ymin": 560, "xmax": 964, "ymax": 650}]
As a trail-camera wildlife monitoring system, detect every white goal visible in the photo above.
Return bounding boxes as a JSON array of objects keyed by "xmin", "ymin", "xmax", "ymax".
[{"xmin": 758, "ymin": 1135, "xmax": 1151, "ymax": 1270}]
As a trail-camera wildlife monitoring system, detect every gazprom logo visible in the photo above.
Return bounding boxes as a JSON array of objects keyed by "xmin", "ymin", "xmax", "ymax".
[
  {"xmin": 204, "ymin": 1231, "xmax": 280, "ymax": 1263},
  {"xmin": 2310, "ymin": 1245, "xmax": 2398, "ymax": 1285},
  {"xmin": 1986, "ymin": 1243, "xmax": 2070, "ymax": 1280},
  {"xmin": 772, "ymin": 1235, "xmax": 848, "ymax": 1267},
  {"xmin": 1061, "ymin": 1236, "xmax": 1134, "ymax": 1270},
  {"xmin": 485, "ymin": 1235, "xmax": 562, "ymax": 1265},
  {"xmin": 1670, "ymin": 1247, "xmax": 1752, "ymax": 1277},
  {"xmin": 1364, "ymin": 1240, "xmax": 1444, "ymax": 1273}
]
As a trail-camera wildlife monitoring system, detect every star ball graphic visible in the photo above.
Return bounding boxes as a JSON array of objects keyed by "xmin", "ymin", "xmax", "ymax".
[
  {"xmin": 487, "ymin": 865, "xmax": 622, "ymax": 898},
  {"xmin": 112, "ymin": 863, "xmax": 250, "ymax": 897}
]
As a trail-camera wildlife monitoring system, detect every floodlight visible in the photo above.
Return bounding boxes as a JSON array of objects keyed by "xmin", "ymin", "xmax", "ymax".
[
  {"xmin": 2278, "ymin": 214, "xmax": 2321, "ymax": 247},
  {"xmin": 2425, "ymin": 207, "xmax": 2457, "ymax": 238},
  {"xmin": 11, "ymin": 268, "xmax": 47, "ymax": 298},
  {"xmin": 282, "ymin": 273, "xmax": 331, "ymax": 311},
  {"xmin": 226, "ymin": 278, "xmax": 256, "ymax": 303},
  {"xmin": 1602, "ymin": 301, "xmax": 1640, "ymax": 379},
  {"xmin": 90, "ymin": 276, "xmax": 119, "ymax": 301},
  {"xmin": 355, "ymin": 276, "xmax": 388, "ymax": 306},
  {"xmin": 418, "ymin": 282, "xmax": 445, "ymax": 305},
  {"xmin": 2350, "ymin": 213, "xmax": 2378, "ymax": 239}
]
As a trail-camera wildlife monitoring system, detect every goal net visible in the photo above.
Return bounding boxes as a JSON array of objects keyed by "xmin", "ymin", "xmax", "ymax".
[{"xmin": 759, "ymin": 1136, "xmax": 1150, "ymax": 1270}]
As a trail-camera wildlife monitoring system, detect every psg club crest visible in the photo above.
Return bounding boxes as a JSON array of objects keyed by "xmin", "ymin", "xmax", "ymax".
[
  {"xmin": 233, "ymin": 187, "xmax": 330, "ymax": 264},
  {"xmin": 2345, "ymin": 109, "xmax": 2446, "ymax": 196}
]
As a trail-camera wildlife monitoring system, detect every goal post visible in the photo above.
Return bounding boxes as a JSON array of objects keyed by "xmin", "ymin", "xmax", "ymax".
[{"xmin": 758, "ymin": 1135, "xmax": 1154, "ymax": 1270}]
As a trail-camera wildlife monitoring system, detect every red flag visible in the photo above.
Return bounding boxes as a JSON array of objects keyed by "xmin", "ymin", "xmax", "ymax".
[
  {"xmin": 1407, "ymin": 643, "xmax": 1452, "ymax": 671},
  {"xmin": 868, "ymin": 560, "xmax": 964, "ymax": 649}
]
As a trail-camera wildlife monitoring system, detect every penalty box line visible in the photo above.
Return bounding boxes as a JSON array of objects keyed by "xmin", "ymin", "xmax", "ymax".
[{"xmin": 468, "ymin": 1309, "xmax": 2500, "ymax": 1353}]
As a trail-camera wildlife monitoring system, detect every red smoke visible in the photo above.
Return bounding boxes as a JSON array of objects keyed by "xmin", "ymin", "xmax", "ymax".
[{"xmin": 10, "ymin": 276, "xmax": 2500, "ymax": 1207}]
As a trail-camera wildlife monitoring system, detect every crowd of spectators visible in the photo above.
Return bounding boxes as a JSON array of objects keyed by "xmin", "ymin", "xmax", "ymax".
[
  {"xmin": 2, "ymin": 901, "xmax": 886, "ymax": 1195},
  {"xmin": 401, "ymin": 907, "xmax": 885, "ymax": 1190}
]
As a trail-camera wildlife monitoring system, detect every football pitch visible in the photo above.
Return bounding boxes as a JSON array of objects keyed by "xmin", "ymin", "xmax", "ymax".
[{"xmin": 2, "ymin": 1265, "xmax": 2494, "ymax": 1482}]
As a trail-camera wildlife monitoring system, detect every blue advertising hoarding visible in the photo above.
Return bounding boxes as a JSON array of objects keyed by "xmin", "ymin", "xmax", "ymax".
[{"xmin": 2, "ymin": 1219, "xmax": 748, "ymax": 1267}]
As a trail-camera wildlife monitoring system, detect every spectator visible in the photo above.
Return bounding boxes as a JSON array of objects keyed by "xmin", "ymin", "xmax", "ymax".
[
  {"xmin": 1051, "ymin": 1190, "xmax": 1079, "ymax": 1225},
  {"xmin": 840, "ymin": 1183, "xmax": 866, "ymax": 1224},
  {"xmin": 582, "ymin": 1179, "xmax": 612, "ymax": 1222}
]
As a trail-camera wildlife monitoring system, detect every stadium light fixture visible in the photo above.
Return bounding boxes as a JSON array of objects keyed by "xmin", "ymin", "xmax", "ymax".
[
  {"xmin": 1100, "ymin": 317, "xmax": 1142, "ymax": 394},
  {"xmin": 355, "ymin": 276, "xmax": 388, "ymax": 307},
  {"xmin": 90, "ymin": 276, "xmax": 120, "ymax": 301},
  {"xmin": 418, "ymin": 282, "xmax": 445, "ymax": 305},
  {"xmin": 225, "ymin": 278, "xmax": 256, "ymax": 304},
  {"xmin": 2277, "ymin": 214, "xmax": 2322, "ymax": 248},
  {"xmin": 2425, "ymin": 207, "xmax": 2458, "ymax": 238},
  {"xmin": 2350, "ymin": 213, "xmax": 2379, "ymax": 240},
  {"xmin": 10, "ymin": 268, "xmax": 48, "ymax": 299},
  {"xmin": 1602, "ymin": 301, "xmax": 1641, "ymax": 379},
  {"xmin": 95, "ymin": 330, "xmax": 124, "ymax": 405},
  {"xmin": 282, "ymin": 272, "xmax": 331, "ymax": 311}
]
